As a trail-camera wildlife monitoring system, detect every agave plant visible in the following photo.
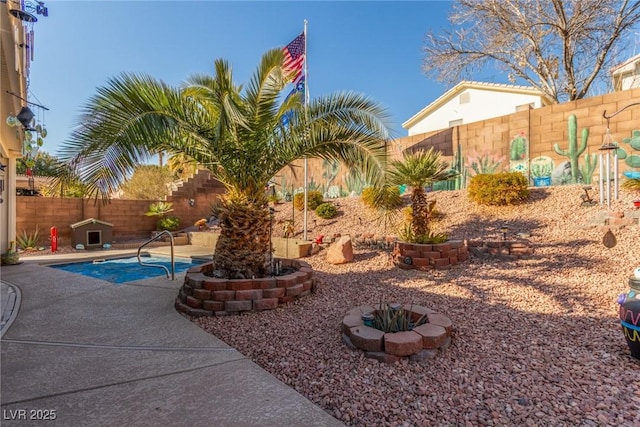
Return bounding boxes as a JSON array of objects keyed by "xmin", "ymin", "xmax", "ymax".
[
  {"xmin": 16, "ymin": 227, "xmax": 40, "ymax": 250},
  {"xmin": 372, "ymin": 299, "xmax": 429, "ymax": 333}
]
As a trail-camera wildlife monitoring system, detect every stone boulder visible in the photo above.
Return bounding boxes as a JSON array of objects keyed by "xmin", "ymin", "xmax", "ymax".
[{"xmin": 326, "ymin": 236, "xmax": 353, "ymax": 264}]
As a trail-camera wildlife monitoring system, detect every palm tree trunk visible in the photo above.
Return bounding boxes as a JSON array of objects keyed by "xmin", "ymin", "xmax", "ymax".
[
  {"xmin": 411, "ymin": 187, "xmax": 429, "ymax": 237},
  {"xmin": 212, "ymin": 200, "xmax": 272, "ymax": 279}
]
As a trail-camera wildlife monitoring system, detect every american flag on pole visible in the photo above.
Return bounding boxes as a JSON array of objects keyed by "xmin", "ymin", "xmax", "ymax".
[{"xmin": 283, "ymin": 32, "xmax": 305, "ymax": 85}]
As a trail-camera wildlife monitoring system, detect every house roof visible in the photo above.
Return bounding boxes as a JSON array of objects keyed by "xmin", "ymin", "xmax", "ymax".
[
  {"xmin": 610, "ymin": 53, "xmax": 640, "ymax": 74},
  {"xmin": 402, "ymin": 81, "xmax": 546, "ymax": 130},
  {"xmin": 71, "ymin": 218, "xmax": 114, "ymax": 229}
]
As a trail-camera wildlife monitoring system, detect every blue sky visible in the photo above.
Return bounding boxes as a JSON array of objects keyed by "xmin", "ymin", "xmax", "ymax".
[{"xmin": 27, "ymin": 1, "xmax": 460, "ymax": 156}]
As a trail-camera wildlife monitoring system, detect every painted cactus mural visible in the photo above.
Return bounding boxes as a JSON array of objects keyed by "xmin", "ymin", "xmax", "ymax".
[
  {"xmin": 621, "ymin": 130, "xmax": 640, "ymax": 168},
  {"xmin": 344, "ymin": 169, "xmax": 367, "ymax": 196},
  {"xmin": 579, "ymin": 152, "xmax": 598, "ymax": 185},
  {"xmin": 322, "ymin": 159, "xmax": 339, "ymax": 189},
  {"xmin": 467, "ymin": 150, "xmax": 505, "ymax": 175},
  {"xmin": 530, "ymin": 156, "xmax": 554, "ymax": 187},
  {"xmin": 432, "ymin": 142, "xmax": 466, "ymax": 191},
  {"xmin": 553, "ymin": 114, "xmax": 588, "ymax": 184},
  {"xmin": 509, "ymin": 132, "xmax": 529, "ymax": 176},
  {"xmin": 510, "ymin": 132, "xmax": 528, "ymax": 160}
]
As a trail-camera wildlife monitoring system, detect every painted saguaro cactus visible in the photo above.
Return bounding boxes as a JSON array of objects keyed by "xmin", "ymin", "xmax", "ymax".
[
  {"xmin": 452, "ymin": 141, "xmax": 467, "ymax": 190},
  {"xmin": 579, "ymin": 152, "xmax": 598, "ymax": 185},
  {"xmin": 553, "ymin": 114, "xmax": 588, "ymax": 183}
]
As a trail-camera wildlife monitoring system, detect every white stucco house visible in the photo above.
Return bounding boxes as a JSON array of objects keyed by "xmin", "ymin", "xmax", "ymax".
[
  {"xmin": 402, "ymin": 81, "xmax": 549, "ymax": 136},
  {"xmin": 611, "ymin": 53, "xmax": 640, "ymax": 91}
]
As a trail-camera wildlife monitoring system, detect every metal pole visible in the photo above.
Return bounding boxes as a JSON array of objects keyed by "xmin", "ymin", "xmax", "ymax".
[{"xmin": 302, "ymin": 19, "xmax": 309, "ymax": 241}]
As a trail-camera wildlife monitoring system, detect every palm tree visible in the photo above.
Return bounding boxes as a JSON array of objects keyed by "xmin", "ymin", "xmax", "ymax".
[
  {"xmin": 58, "ymin": 48, "xmax": 390, "ymax": 278},
  {"xmin": 386, "ymin": 148, "xmax": 452, "ymax": 238}
]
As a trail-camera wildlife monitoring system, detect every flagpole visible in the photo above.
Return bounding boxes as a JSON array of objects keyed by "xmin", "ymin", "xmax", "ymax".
[{"xmin": 303, "ymin": 19, "xmax": 309, "ymax": 241}]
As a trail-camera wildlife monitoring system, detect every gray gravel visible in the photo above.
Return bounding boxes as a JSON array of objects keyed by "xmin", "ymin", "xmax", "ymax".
[{"xmin": 195, "ymin": 185, "xmax": 640, "ymax": 426}]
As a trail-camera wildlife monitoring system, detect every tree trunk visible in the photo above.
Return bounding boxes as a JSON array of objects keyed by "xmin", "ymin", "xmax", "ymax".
[
  {"xmin": 411, "ymin": 188, "xmax": 429, "ymax": 237},
  {"xmin": 212, "ymin": 200, "xmax": 272, "ymax": 279}
]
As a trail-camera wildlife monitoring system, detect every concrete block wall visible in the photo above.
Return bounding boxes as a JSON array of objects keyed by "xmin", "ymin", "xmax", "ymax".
[
  {"xmin": 275, "ymin": 88, "xmax": 640, "ymax": 191},
  {"xmin": 15, "ymin": 170, "xmax": 225, "ymax": 247}
]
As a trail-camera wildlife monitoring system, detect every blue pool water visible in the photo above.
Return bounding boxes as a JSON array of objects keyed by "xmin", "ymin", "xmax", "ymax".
[{"xmin": 51, "ymin": 256, "xmax": 205, "ymax": 284}]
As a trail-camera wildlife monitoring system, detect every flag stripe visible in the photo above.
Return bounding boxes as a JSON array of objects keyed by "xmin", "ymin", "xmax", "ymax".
[{"xmin": 283, "ymin": 32, "xmax": 305, "ymax": 83}]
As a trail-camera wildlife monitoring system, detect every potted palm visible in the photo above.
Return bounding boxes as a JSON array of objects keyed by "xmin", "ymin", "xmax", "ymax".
[
  {"xmin": 1, "ymin": 241, "xmax": 19, "ymax": 265},
  {"xmin": 145, "ymin": 201, "xmax": 181, "ymax": 236}
]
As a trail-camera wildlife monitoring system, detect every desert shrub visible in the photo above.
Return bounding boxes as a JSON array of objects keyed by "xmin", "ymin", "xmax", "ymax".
[
  {"xmin": 622, "ymin": 178, "xmax": 640, "ymax": 192},
  {"xmin": 293, "ymin": 190, "xmax": 323, "ymax": 211},
  {"xmin": 402, "ymin": 206, "xmax": 413, "ymax": 224},
  {"xmin": 315, "ymin": 202, "xmax": 337, "ymax": 219},
  {"xmin": 158, "ymin": 216, "xmax": 181, "ymax": 231},
  {"xmin": 361, "ymin": 186, "xmax": 403, "ymax": 209},
  {"xmin": 467, "ymin": 172, "xmax": 529, "ymax": 206},
  {"xmin": 267, "ymin": 193, "xmax": 281, "ymax": 204},
  {"xmin": 397, "ymin": 224, "xmax": 448, "ymax": 244}
]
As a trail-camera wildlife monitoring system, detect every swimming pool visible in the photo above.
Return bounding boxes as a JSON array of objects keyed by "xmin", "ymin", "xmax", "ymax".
[{"xmin": 50, "ymin": 256, "xmax": 206, "ymax": 284}]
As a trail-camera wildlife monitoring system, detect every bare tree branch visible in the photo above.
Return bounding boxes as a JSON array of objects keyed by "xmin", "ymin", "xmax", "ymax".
[{"xmin": 423, "ymin": 0, "xmax": 640, "ymax": 103}]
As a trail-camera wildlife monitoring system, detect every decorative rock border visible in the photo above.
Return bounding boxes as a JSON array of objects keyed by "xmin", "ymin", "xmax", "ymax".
[
  {"xmin": 393, "ymin": 240, "xmax": 468, "ymax": 270},
  {"xmin": 342, "ymin": 304, "xmax": 453, "ymax": 364},
  {"xmin": 175, "ymin": 258, "xmax": 314, "ymax": 317},
  {"xmin": 467, "ymin": 240, "xmax": 534, "ymax": 260}
]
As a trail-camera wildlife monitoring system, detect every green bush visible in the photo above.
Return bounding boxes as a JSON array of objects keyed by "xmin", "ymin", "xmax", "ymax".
[
  {"xmin": 158, "ymin": 216, "xmax": 181, "ymax": 231},
  {"xmin": 467, "ymin": 172, "xmax": 529, "ymax": 206},
  {"xmin": 293, "ymin": 190, "xmax": 323, "ymax": 211},
  {"xmin": 361, "ymin": 186, "xmax": 403, "ymax": 209},
  {"xmin": 315, "ymin": 202, "xmax": 337, "ymax": 219}
]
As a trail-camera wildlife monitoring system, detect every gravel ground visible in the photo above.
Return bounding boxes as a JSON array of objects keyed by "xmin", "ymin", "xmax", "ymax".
[{"xmin": 194, "ymin": 185, "xmax": 640, "ymax": 427}]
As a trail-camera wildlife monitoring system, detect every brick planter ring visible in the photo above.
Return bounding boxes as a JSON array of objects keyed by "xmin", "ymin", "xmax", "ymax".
[
  {"xmin": 394, "ymin": 240, "xmax": 468, "ymax": 270},
  {"xmin": 342, "ymin": 304, "xmax": 453, "ymax": 364},
  {"xmin": 176, "ymin": 258, "xmax": 314, "ymax": 317}
]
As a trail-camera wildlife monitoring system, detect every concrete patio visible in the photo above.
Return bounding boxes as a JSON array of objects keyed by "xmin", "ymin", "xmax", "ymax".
[{"xmin": 0, "ymin": 246, "xmax": 342, "ymax": 426}]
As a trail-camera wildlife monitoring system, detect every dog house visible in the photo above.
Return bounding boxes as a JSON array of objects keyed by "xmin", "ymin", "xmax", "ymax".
[{"xmin": 70, "ymin": 218, "xmax": 113, "ymax": 249}]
